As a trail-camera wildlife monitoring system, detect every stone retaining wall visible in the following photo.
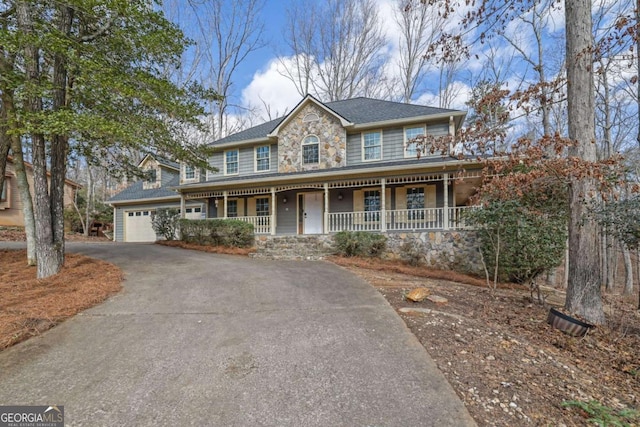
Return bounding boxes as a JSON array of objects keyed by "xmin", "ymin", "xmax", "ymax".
[
  {"xmin": 253, "ymin": 231, "xmax": 481, "ymax": 274},
  {"xmin": 384, "ymin": 231, "xmax": 482, "ymax": 275}
]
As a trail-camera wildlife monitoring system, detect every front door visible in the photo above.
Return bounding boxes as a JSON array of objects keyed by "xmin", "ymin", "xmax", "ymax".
[{"xmin": 299, "ymin": 192, "xmax": 324, "ymax": 234}]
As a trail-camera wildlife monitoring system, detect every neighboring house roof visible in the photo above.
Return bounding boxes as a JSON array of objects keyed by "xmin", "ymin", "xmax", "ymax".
[
  {"xmin": 210, "ymin": 96, "xmax": 463, "ymax": 147},
  {"xmin": 6, "ymin": 156, "xmax": 82, "ymax": 189},
  {"xmin": 109, "ymin": 174, "xmax": 180, "ymax": 204}
]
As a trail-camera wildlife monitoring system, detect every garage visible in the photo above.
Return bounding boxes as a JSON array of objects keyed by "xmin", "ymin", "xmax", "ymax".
[
  {"xmin": 184, "ymin": 206, "xmax": 203, "ymax": 220},
  {"xmin": 124, "ymin": 210, "xmax": 156, "ymax": 242}
]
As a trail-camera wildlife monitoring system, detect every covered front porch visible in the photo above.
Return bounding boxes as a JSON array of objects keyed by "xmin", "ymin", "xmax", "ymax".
[{"xmin": 179, "ymin": 171, "xmax": 481, "ymax": 235}]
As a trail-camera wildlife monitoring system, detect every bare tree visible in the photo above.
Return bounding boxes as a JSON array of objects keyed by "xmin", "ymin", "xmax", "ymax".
[
  {"xmin": 281, "ymin": 0, "xmax": 387, "ymax": 101},
  {"xmin": 394, "ymin": 0, "xmax": 447, "ymax": 103}
]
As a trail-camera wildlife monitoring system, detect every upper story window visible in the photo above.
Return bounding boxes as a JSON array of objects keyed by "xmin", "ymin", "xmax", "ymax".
[
  {"xmin": 145, "ymin": 169, "xmax": 157, "ymax": 183},
  {"xmin": 302, "ymin": 135, "xmax": 319, "ymax": 164},
  {"xmin": 404, "ymin": 125, "xmax": 425, "ymax": 158},
  {"xmin": 142, "ymin": 167, "xmax": 160, "ymax": 189},
  {"xmin": 362, "ymin": 131, "xmax": 382, "ymax": 161},
  {"xmin": 225, "ymin": 149, "xmax": 239, "ymax": 175},
  {"xmin": 184, "ymin": 165, "xmax": 195, "ymax": 180},
  {"xmin": 255, "ymin": 145, "xmax": 270, "ymax": 172}
]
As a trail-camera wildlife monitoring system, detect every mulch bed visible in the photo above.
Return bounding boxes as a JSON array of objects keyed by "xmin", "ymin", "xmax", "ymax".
[
  {"xmin": 0, "ymin": 250, "xmax": 123, "ymax": 350},
  {"xmin": 331, "ymin": 256, "xmax": 640, "ymax": 426},
  {"xmin": 156, "ymin": 240, "xmax": 254, "ymax": 256}
]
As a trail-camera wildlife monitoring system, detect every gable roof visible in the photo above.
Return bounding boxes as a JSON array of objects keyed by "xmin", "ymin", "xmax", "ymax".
[
  {"xmin": 267, "ymin": 94, "xmax": 353, "ymax": 137},
  {"xmin": 139, "ymin": 153, "xmax": 180, "ymax": 171},
  {"xmin": 6, "ymin": 156, "xmax": 82, "ymax": 189},
  {"xmin": 210, "ymin": 96, "xmax": 464, "ymax": 147},
  {"xmin": 108, "ymin": 173, "xmax": 180, "ymax": 204}
]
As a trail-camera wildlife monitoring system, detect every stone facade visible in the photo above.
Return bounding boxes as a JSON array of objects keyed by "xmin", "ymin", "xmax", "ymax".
[
  {"xmin": 384, "ymin": 231, "xmax": 482, "ymax": 275},
  {"xmin": 253, "ymin": 235, "xmax": 336, "ymax": 260},
  {"xmin": 141, "ymin": 158, "xmax": 161, "ymax": 190},
  {"xmin": 252, "ymin": 231, "xmax": 482, "ymax": 275},
  {"xmin": 277, "ymin": 103, "xmax": 347, "ymax": 173}
]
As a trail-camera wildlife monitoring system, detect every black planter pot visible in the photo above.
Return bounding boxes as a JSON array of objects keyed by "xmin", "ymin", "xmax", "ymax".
[{"xmin": 547, "ymin": 307, "xmax": 594, "ymax": 337}]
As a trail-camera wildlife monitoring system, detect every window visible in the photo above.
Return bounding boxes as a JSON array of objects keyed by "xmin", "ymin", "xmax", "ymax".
[
  {"xmin": 0, "ymin": 178, "xmax": 7, "ymax": 202},
  {"xmin": 184, "ymin": 165, "xmax": 195, "ymax": 180},
  {"xmin": 143, "ymin": 211, "xmax": 150, "ymax": 216},
  {"xmin": 135, "ymin": 211, "xmax": 142, "ymax": 216},
  {"xmin": 145, "ymin": 169, "xmax": 157, "ymax": 183},
  {"xmin": 303, "ymin": 113, "xmax": 319, "ymax": 122},
  {"xmin": 128, "ymin": 212, "xmax": 134, "ymax": 217},
  {"xmin": 256, "ymin": 197, "xmax": 269, "ymax": 216},
  {"xmin": 255, "ymin": 146, "xmax": 270, "ymax": 172},
  {"xmin": 364, "ymin": 190, "xmax": 380, "ymax": 222},
  {"xmin": 302, "ymin": 135, "xmax": 319, "ymax": 164},
  {"xmin": 227, "ymin": 200, "xmax": 238, "ymax": 217},
  {"xmin": 225, "ymin": 150, "xmax": 239, "ymax": 175},
  {"xmin": 406, "ymin": 187, "xmax": 425, "ymax": 220},
  {"xmin": 362, "ymin": 131, "xmax": 382, "ymax": 161},
  {"xmin": 404, "ymin": 126, "xmax": 424, "ymax": 158}
]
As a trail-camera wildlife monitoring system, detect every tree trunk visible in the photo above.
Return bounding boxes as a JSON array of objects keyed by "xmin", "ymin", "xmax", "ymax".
[
  {"xmin": 84, "ymin": 166, "xmax": 93, "ymax": 237},
  {"xmin": 563, "ymin": 0, "xmax": 605, "ymax": 324},
  {"xmin": 10, "ymin": 138, "xmax": 37, "ymax": 265},
  {"xmin": 622, "ymin": 242, "xmax": 633, "ymax": 295},
  {"xmin": 16, "ymin": 0, "xmax": 60, "ymax": 278}
]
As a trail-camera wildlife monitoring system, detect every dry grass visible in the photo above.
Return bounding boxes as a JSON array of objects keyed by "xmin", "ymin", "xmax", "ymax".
[
  {"xmin": 156, "ymin": 240, "xmax": 255, "ymax": 256},
  {"xmin": 0, "ymin": 250, "xmax": 123, "ymax": 350},
  {"xmin": 327, "ymin": 255, "xmax": 522, "ymax": 290}
]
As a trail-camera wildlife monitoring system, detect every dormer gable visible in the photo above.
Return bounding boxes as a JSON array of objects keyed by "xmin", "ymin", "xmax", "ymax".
[
  {"xmin": 139, "ymin": 154, "xmax": 179, "ymax": 190},
  {"xmin": 275, "ymin": 96, "xmax": 350, "ymax": 173},
  {"xmin": 267, "ymin": 94, "xmax": 353, "ymax": 138}
]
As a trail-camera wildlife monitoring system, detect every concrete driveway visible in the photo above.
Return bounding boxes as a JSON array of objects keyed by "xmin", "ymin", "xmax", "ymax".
[{"xmin": 0, "ymin": 243, "xmax": 475, "ymax": 426}]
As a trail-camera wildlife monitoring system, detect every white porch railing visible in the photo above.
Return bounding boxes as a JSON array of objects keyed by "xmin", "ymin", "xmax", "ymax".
[
  {"xmin": 328, "ymin": 206, "xmax": 475, "ymax": 233},
  {"xmin": 233, "ymin": 215, "xmax": 271, "ymax": 234}
]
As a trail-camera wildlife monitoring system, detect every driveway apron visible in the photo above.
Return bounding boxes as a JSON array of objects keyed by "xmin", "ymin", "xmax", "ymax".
[{"xmin": 0, "ymin": 243, "xmax": 475, "ymax": 426}]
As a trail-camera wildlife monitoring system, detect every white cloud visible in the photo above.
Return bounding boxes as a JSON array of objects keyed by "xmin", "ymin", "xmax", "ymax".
[{"xmin": 240, "ymin": 57, "xmax": 304, "ymax": 121}]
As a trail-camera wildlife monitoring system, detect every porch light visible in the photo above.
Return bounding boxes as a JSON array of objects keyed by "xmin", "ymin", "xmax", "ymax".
[
  {"xmin": 282, "ymin": 196, "xmax": 288, "ymax": 204},
  {"xmin": 214, "ymin": 199, "xmax": 219, "ymax": 208}
]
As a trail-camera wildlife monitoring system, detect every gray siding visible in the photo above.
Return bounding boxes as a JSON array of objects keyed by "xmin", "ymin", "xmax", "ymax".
[
  {"xmin": 206, "ymin": 143, "xmax": 278, "ymax": 181},
  {"xmin": 276, "ymin": 190, "xmax": 297, "ymax": 234},
  {"xmin": 161, "ymin": 168, "xmax": 178, "ymax": 186},
  {"xmin": 346, "ymin": 120, "xmax": 451, "ymax": 166}
]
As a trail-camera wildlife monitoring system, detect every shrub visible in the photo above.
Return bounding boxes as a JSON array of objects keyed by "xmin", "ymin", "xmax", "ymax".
[
  {"xmin": 334, "ymin": 231, "xmax": 387, "ymax": 257},
  {"xmin": 151, "ymin": 208, "xmax": 180, "ymax": 240},
  {"xmin": 178, "ymin": 219, "xmax": 254, "ymax": 248}
]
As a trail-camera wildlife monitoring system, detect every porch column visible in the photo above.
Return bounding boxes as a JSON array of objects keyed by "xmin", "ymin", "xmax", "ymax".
[
  {"xmin": 380, "ymin": 178, "xmax": 386, "ymax": 232},
  {"xmin": 449, "ymin": 115, "xmax": 455, "ymax": 153},
  {"xmin": 443, "ymin": 173, "xmax": 449, "ymax": 230},
  {"xmin": 180, "ymin": 193, "xmax": 186, "ymax": 219},
  {"xmin": 223, "ymin": 191, "xmax": 228, "ymax": 218},
  {"xmin": 324, "ymin": 183, "xmax": 329, "ymax": 234},
  {"xmin": 270, "ymin": 187, "xmax": 276, "ymax": 235}
]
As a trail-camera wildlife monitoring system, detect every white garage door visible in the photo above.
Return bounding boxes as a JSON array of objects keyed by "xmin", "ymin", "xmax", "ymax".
[{"xmin": 125, "ymin": 210, "xmax": 157, "ymax": 242}]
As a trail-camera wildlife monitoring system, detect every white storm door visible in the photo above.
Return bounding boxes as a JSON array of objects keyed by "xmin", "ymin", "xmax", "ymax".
[{"xmin": 303, "ymin": 192, "xmax": 324, "ymax": 234}]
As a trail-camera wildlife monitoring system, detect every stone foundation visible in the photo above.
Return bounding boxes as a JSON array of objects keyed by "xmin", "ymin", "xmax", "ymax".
[
  {"xmin": 384, "ymin": 231, "xmax": 482, "ymax": 275},
  {"xmin": 253, "ymin": 231, "xmax": 481, "ymax": 274},
  {"xmin": 253, "ymin": 235, "xmax": 336, "ymax": 260}
]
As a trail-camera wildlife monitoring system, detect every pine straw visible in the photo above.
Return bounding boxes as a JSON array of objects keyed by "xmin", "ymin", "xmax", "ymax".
[
  {"xmin": 156, "ymin": 240, "xmax": 255, "ymax": 256},
  {"xmin": 327, "ymin": 255, "xmax": 523, "ymax": 290},
  {"xmin": 0, "ymin": 250, "xmax": 123, "ymax": 350}
]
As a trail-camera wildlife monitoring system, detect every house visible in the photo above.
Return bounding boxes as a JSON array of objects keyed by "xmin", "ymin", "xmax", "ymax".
[
  {"xmin": 108, "ymin": 154, "xmax": 206, "ymax": 242},
  {"xmin": 0, "ymin": 157, "xmax": 82, "ymax": 227},
  {"xmin": 109, "ymin": 95, "xmax": 483, "ymax": 247}
]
